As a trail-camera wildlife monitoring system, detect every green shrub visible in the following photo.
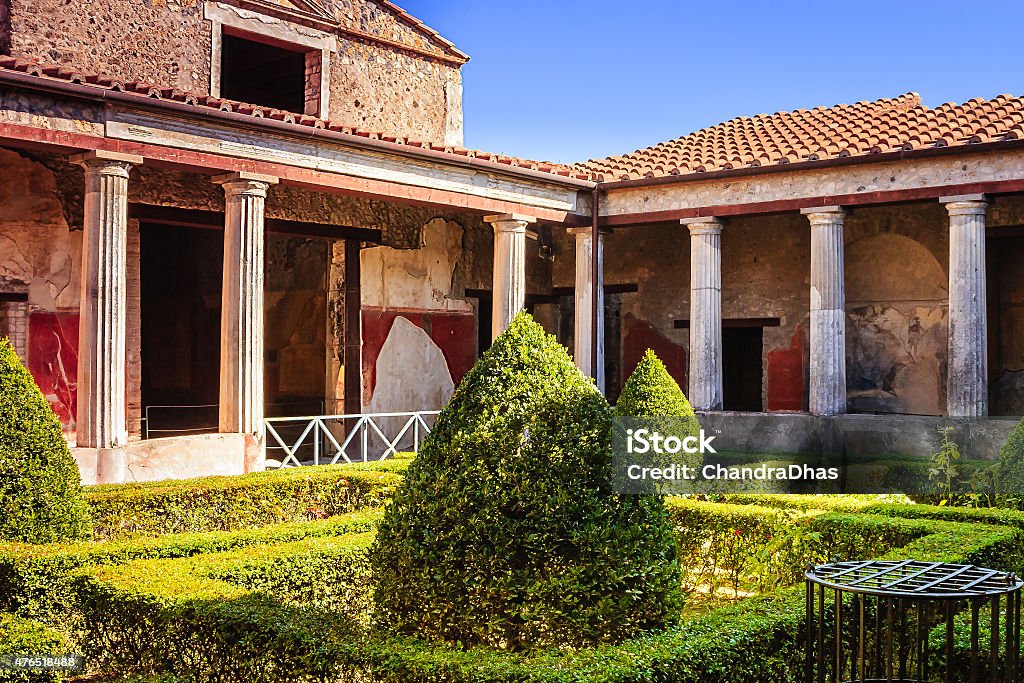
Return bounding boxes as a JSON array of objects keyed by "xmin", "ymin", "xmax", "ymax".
[
  {"xmin": 0, "ymin": 613, "xmax": 73, "ymax": 683},
  {"xmin": 372, "ymin": 313, "xmax": 683, "ymax": 649},
  {"xmin": 996, "ymin": 415, "xmax": 1024, "ymax": 507},
  {"xmin": 73, "ymin": 534, "xmax": 374, "ymax": 681},
  {"xmin": 358, "ymin": 514, "xmax": 1024, "ymax": 683},
  {"xmin": 11, "ymin": 483, "xmax": 1020, "ymax": 683},
  {"xmin": 0, "ymin": 339, "xmax": 90, "ymax": 544},
  {"xmin": 85, "ymin": 465, "xmax": 400, "ymax": 540},
  {"xmin": 0, "ymin": 509, "xmax": 382, "ymax": 629},
  {"xmin": 614, "ymin": 349, "xmax": 700, "ymax": 428}
]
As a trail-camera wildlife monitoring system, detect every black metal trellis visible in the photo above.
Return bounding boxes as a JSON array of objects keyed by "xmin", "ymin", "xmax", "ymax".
[{"xmin": 805, "ymin": 560, "xmax": 1023, "ymax": 683}]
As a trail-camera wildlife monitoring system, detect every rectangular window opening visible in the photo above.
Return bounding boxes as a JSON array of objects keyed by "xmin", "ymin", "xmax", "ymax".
[{"xmin": 220, "ymin": 30, "xmax": 312, "ymax": 114}]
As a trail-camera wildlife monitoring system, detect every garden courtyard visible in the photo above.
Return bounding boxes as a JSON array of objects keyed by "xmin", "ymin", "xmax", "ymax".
[{"xmin": 3, "ymin": 316, "xmax": 1024, "ymax": 683}]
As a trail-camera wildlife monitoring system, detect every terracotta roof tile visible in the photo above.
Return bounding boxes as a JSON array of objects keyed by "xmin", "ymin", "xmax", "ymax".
[
  {"xmin": 0, "ymin": 57, "xmax": 589, "ymax": 181},
  {"xmin": 2, "ymin": 56, "xmax": 1022, "ymax": 187},
  {"xmin": 574, "ymin": 92, "xmax": 1024, "ymax": 181}
]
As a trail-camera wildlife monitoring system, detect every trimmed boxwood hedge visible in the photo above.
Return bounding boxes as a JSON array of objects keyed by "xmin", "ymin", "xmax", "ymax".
[
  {"xmin": 0, "ymin": 509, "xmax": 382, "ymax": 629},
  {"xmin": 372, "ymin": 313, "xmax": 682, "ymax": 649},
  {"xmin": 0, "ymin": 613, "xmax": 72, "ymax": 683},
  {"xmin": 28, "ymin": 497, "xmax": 1021, "ymax": 683},
  {"xmin": 85, "ymin": 464, "xmax": 402, "ymax": 540},
  {"xmin": 351, "ymin": 515, "xmax": 1024, "ymax": 683},
  {"xmin": 0, "ymin": 339, "xmax": 90, "ymax": 545},
  {"xmin": 74, "ymin": 532, "xmax": 375, "ymax": 680}
]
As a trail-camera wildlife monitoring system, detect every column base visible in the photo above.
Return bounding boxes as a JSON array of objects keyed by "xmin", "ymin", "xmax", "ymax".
[
  {"xmin": 243, "ymin": 433, "xmax": 267, "ymax": 473},
  {"xmin": 95, "ymin": 447, "xmax": 127, "ymax": 485}
]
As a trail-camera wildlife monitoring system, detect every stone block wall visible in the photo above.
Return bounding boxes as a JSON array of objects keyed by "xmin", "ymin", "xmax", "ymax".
[{"xmin": 4, "ymin": 0, "xmax": 463, "ymax": 144}]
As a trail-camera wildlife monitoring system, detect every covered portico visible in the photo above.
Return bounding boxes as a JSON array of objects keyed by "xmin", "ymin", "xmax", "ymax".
[{"xmin": 0, "ymin": 61, "xmax": 593, "ymax": 483}]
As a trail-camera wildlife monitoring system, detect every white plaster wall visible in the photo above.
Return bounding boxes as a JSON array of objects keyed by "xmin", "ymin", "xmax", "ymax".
[
  {"xmin": 365, "ymin": 315, "xmax": 455, "ymax": 414},
  {"xmin": 360, "ymin": 217, "xmax": 470, "ymax": 416},
  {"xmin": 361, "ymin": 217, "xmax": 471, "ymax": 311}
]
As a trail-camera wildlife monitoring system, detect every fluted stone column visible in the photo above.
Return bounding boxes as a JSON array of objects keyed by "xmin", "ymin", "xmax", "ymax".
[
  {"xmin": 682, "ymin": 217, "xmax": 723, "ymax": 411},
  {"xmin": 942, "ymin": 194, "xmax": 989, "ymax": 418},
  {"xmin": 71, "ymin": 150, "xmax": 142, "ymax": 484},
  {"xmin": 215, "ymin": 172, "xmax": 278, "ymax": 472},
  {"xmin": 568, "ymin": 227, "xmax": 605, "ymax": 391},
  {"xmin": 485, "ymin": 214, "xmax": 535, "ymax": 341},
  {"xmin": 802, "ymin": 206, "xmax": 847, "ymax": 416}
]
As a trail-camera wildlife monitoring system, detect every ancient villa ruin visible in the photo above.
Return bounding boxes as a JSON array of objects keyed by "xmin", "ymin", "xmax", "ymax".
[{"xmin": 1, "ymin": 0, "xmax": 1023, "ymax": 483}]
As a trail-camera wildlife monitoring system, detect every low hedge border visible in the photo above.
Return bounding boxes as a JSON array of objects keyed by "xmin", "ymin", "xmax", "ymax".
[
  {"xmin": 73, "ymin": 532, "xmax": 374, "ymax": 681},
  {"xmin": 665, "ymin": 499, "xmax": 929, "ymax": 592},
  {"xmin": 59, "ymin": 503, "xmax": 1024, "ymax": 683},
  {"xmin": 0, "ymin": 509, "xmax": 382, "ymax": 629},
  {"xmin": 85, "ymin": 464, "xmax": 403, "ymax": 540},
  {"xmin": 349, "ymin": 514, "xmax": 1024, "ymax": 683},
  {"xmin": 0, "ymin": 613, "xmax": 72, "ymax": 683}
]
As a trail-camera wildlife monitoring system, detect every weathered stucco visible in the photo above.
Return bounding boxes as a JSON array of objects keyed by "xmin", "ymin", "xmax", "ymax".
[{"xmin": 360, "ymin": 217, "xmax": 473, "ymax": 412}]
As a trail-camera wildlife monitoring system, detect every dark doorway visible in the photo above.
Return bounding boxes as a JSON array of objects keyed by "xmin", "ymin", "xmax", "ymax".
[
  {"xmin": 475, "ymin": 295, "xmax": 492, "ymax": 358},
  {"xmin": 220, "ymin": 32, "xmax": 307, "ymax": 113},
  {"xmin": 722, "ymin": 326, "xmax": 764, "ymax": 411},
  {"xmin": 140, "ymin": 222, "xmax": 223, "ymax": 437}
]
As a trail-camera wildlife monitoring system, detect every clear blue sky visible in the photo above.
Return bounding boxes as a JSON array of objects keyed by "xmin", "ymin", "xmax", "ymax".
[{"xmin": 397, "ymin": 0, "xmax": 1024, "ymax": 165}]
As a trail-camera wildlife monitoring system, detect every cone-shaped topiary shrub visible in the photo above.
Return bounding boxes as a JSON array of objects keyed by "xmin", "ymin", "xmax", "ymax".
[
  {"xmin": 0, "ymin": 338, "xmax": 91, "ymax": 543},
  {"xmin": 614, "ymin": 349, "xmax": 701, "ymax": 429},
  {"xmin": 371, "ymin": 313, "xmax": 682, "ymax": 649},
  {"xmin": 996, "ymin": 416, "xmax": 1024, "ymax": 508},
  {"xmin": 614, "ymin": 348, "xmax": 703, "ymax": 475}
]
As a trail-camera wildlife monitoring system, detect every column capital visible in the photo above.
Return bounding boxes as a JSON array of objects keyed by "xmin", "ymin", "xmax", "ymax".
[
  {"xmin": 566, "ymin": 226, "xmax": 611, "ymax": 238},
  {"xmin": 801, "ymin": 206, "xmax": 846, "ymax": 226},
  {"xmin": 485, "ymin": 213, "xmax": 536, "ymax": 233},
  {"xmin": 70, "ymin": 150, "xmax": 143, "ymax": 176},
  {"xmin": 214, "ymin": 172, "xmax": 279, "ymax": 197},
  {"xmin": 680, "ymin": 216, "xmax": 723, "ymax": 236},
  {"xmin": 941, "ymin": 194, "xmax": 989, "ymax": 216}
]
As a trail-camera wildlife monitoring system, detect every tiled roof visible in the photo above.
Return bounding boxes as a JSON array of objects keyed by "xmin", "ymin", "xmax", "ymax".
[
  {"xmin": 5, "ymin": 57, "xmax": 1024, "ymax": 189},
  {"xmin": 574, "ymin": 93, "xmax": 1024, "ymax": 182},
  {"xmin": 0, "ymin": 59, "xmax": 593, "ymax": 182}
]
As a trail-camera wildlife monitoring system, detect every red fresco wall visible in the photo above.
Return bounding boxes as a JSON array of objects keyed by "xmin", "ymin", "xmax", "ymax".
[
  {"xmin": 361, "ymin": 308, "xmax": 476, "ymax": 403},
  {"xmin": 28, "ymin": 311, "xmax": 79, "ymax": 431},
  {"xmin": 622, "ymin": 313, "xmax": 688, "ymax": 395},
  {"xmin": 766, "ymin": 324, "xmax": 806, "ymax": 411}
]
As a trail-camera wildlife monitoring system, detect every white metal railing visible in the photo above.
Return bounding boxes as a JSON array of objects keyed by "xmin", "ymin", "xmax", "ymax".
[{"xmin": 264, "ymin": 410, "xmax": 440, "ymax": 468}]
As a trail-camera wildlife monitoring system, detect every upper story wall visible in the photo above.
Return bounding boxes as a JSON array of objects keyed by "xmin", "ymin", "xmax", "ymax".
[{"xmin": 1, "ymin": 0, "xmax": 464, "ymax": 145}]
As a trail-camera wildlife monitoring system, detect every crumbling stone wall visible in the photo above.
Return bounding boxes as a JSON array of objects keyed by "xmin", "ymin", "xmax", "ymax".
[
  {"xmin": 5, "ymin": 0, "xmax": 463, "ymax": 143},
  {"xmin": 6, "ymin": 0, "xmax": 211, "ymax": 93},
  {"xmin": 843, "ymin": 203, "xmax": 950, "ymax": 416},
  {"xmin": 265, "ymin": 236, "xmax": 328, "ymax": 410},
  {"xmin": 0, "ymin": 0, "xmax": 11, "ymax": 55},
  {"xmin": 0, "ymin": 148, "xmax": 83, "ymax": 432},
  {"xmin": 330, "ymin": 39, "xmax": 463, "ymax": 145}
]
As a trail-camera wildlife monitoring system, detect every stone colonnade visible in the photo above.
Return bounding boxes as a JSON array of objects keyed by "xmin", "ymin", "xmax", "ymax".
[
  {"xmin": 77, "ymin": 167, "xmax": 993, "ymax": 483},
  {"xmin": 488, "ymin": 197, "xmax": 990, "ymax": 417},
  {"xmin": 672, "ymin": 199, "xmax": 990, "ymax": 417},
  {"xmin": 484, "ymin": 215, "xmax": 607, "ymax": 391},
  {"xmin": 74, "ymin": 153, "xmax": 278, "ymax": 483}
]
